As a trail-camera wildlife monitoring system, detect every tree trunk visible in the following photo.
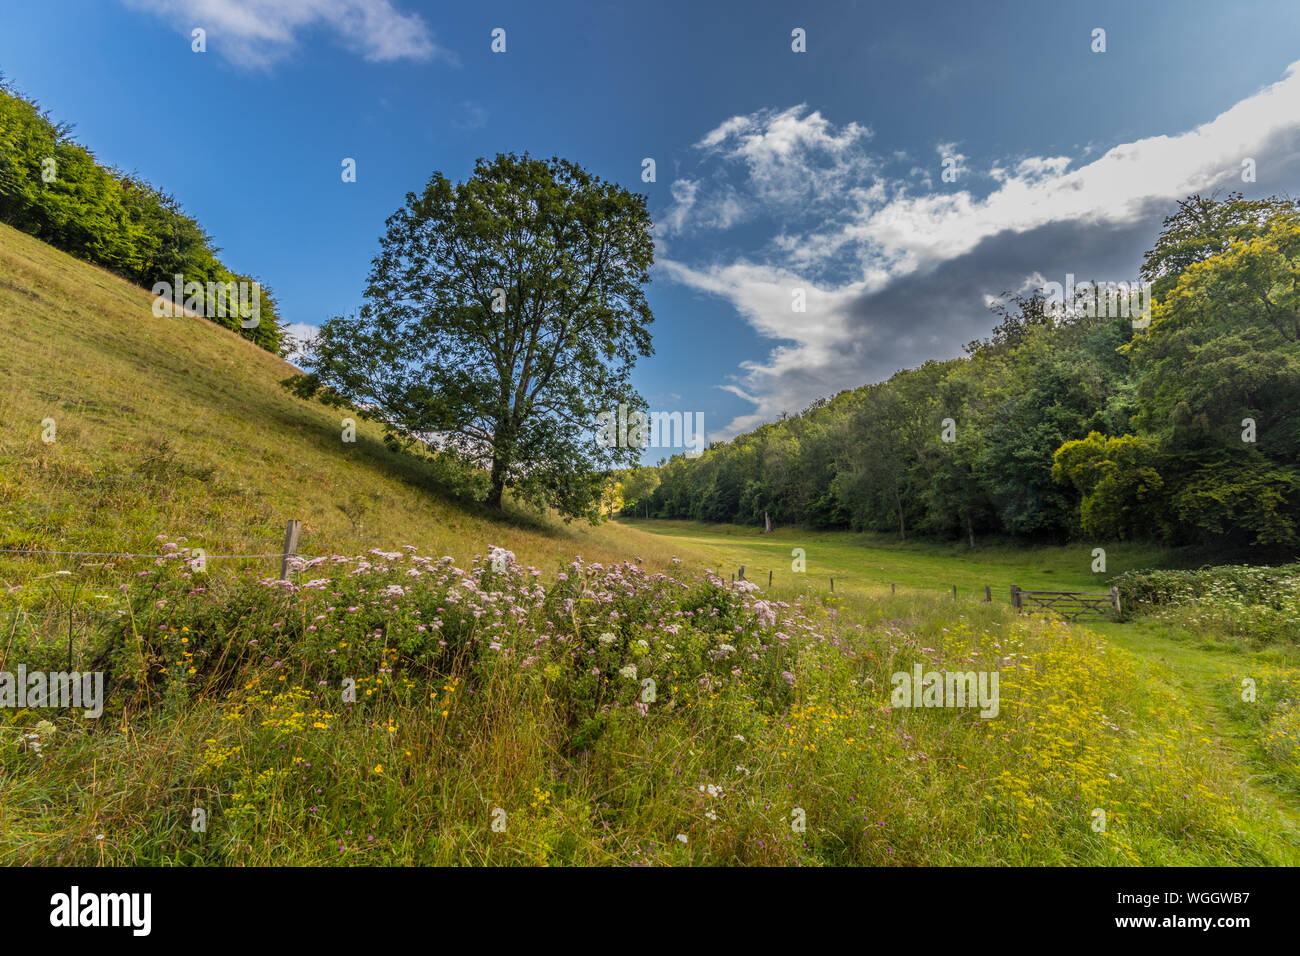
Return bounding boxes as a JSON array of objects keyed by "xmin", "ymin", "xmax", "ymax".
[
  {"xmin": 487, "ymin": 413, "xmax": 518, "ymax": 511},
  {"xmin": 894, "ymin": 486, "xmax": 906, "ymax": 540},
  {"xmin": 966, "ymin": 510, "xmax": 975, "ymax": 549},
  {"xmin": 487, "ymin": 457, "xmax": 507, "ymax": 510}
]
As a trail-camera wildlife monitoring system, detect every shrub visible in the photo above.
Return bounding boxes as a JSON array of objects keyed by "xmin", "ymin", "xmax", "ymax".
[{"xmin": 1114, "ymin": 563, "xmax": 1300, "ymax": 643}]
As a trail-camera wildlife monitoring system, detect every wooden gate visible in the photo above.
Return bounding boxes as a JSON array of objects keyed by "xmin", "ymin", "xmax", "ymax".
[{"xmin": 1011, "ymin": 585, "xmax": 1120, "ymax": 621}]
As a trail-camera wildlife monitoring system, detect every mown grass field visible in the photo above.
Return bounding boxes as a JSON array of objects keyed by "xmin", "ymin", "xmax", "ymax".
[
  {"xmin": 617, "ymin": 518, "xmax": 1179, "ymax": 596},
  {"xmin": 2, "ymin": 224, "xmax": 1299, "ymax": 866}
]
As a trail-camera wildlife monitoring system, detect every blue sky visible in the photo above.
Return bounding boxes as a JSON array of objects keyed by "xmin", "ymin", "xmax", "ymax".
[{"xmin": 5, "ymin": 0, "xmax": 1300, "ymax": 460}]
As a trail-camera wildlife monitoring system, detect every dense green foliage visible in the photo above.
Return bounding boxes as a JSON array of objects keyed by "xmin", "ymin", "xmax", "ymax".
[
  {"xmin": 1112, "ymin": 564, "xmax": 1300, "ymax": 608},
  {"xmin": 289, "ymin": 153, "xmax": 655, "ymax": 519},
  {"xmin": 636, "ymin": 194, "xmax": 1300, "ymax": 554},
  {"xmin": 0, "ymin": 79, "xmax": 282, "ymax": 352},
  {"xmin": 1115, "ymin": 562, "xmax": 1300, "ymax": 613},
  {"xmin": 1114, "ymin": 563, "xmax": 1300, "ymax": 645}
]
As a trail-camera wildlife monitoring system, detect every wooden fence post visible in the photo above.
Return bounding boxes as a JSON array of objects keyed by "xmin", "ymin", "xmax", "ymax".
[
  {"xmin": 280, "ymin": 519, "xmax": 301, "ymax": 581},
  {"xmin": 738, "ymin": 565, "xmax": 745, "ymax": 581},
  {"xmin": 891, "ymin": 583, "xmax": 895, "ymax": 595},
  {"xmin": 984, "ymin": 585, "xmax": 992, "ymax": 602},
  {"xmin": 952, "ymin": 585, "xmax": 957, "ymax": 600},
  {"xmin": 1011, "ymin": 584, "xmax": 1021, "ymax": 611},
  {"xmin": 1110, "ymin": 585, "xmax": 1121, "ymax": 618},
  {"xmin": 830, "ymin": 576, "xmax": 834, "ymax": 593},
  {"xmin": 768, "ymin": 569, "xmax": 772, "ymax": 588}
]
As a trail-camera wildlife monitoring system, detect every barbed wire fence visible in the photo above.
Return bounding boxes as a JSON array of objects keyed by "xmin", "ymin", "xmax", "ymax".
[
  {"xmin": 721, "ymin": 563, "xmax": 1119, "ymax": 621},
  {"xmin": 0, "ymin": 519, "xmax": 310, "ymax": 668},
  {"xmin": 0, "ymin": 514, "xmax": 1120, "ymax": 633},
  {"xmin": 0, "ymin": 518, "xmax": 306, "ymax": 598}
]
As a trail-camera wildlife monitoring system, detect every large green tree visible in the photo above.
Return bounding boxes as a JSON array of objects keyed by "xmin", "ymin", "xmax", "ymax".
[
  {"xmin": 1125, "ymin": 216, "xmax": 1300, "ymax": 546},
  {"xmin": 290, "ymin": 153, "xmax": 655, "ymax": 518},
  {"xmin": 618, "ymin": 466, "xmax": 661, "ymax": 518}
]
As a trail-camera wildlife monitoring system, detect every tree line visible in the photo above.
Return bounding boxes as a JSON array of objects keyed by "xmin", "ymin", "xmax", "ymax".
[
  {"xmin": 626, "ymin": 193, "xmax": 1300, "ymax": 554},
  {"xmin": 0, "ymin": 78, "xmax": 282, "ymax": 352}
]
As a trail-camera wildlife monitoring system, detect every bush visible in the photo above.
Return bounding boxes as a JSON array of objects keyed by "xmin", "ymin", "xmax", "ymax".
[
  {"xmin": 1116, "ymin": 563, "xmax": 1300, "ymax": 611},
  {"xmin": 1114, "ymin": 563, "xmax": 1300, "ymax": 643}
]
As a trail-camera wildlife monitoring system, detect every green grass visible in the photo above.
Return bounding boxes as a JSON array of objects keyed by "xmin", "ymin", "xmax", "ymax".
[
  {"xmin": 1093, "ymin": 617, "xmax": 1300, "ymax": 809},
  {"xmin": 5, "ymin": 551, "xmax": 1297, "ymax": 866},
  {"xmin": 621, "ymin": 518, "xmax": 1177, "ymax": 596},
  {"xmin": 3, "ymin": 223, "xmax": 1298, "ymax": 866},
  {"xmin": 628, "ymin": 517, "xmax": 1300, "ymax": 840}
]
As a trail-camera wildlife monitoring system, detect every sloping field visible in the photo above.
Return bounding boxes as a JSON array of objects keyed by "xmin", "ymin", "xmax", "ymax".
[{"xmin": 0, "ymin": 221, "xmax": 681, "ymax": 605}]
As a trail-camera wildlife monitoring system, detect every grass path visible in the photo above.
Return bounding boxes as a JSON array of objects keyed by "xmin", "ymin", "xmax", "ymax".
[
  {"xmin": 626, "ymin": 518, "xmax": 1300, "ymax": 845},
  {"xmin": 1093, "ymin": 619, "xmax": 1300, "ymax": 836}
]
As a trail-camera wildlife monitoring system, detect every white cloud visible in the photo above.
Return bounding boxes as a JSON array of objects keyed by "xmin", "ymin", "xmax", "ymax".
[
  {"xmin": 656, "ymin": 179, "xmax": 748, "ymax": 237},
  {"xmin": 852, "ymin": 64, "xmax": 1300, "ymax": 271},
  {"xmin": 656, "ymin": 179, "xmax": 698, "ymax": 237},
  {"xmin": 662, "ymin": 60, "xmax": 1300, "ymax": 439},
  {"xmin": 659, "ymin": 258, "xmax": 873, "ymax": 439},
  {"xmin": 693, "ymin": 105, "xmax": 874, "ymax": 209},
  {"xmin": 656, "ymin": 105, "xmax": 876, "ymax": 241},
  {"xmin": 122, "ymin": 0, "xmax": 448, "ymax": 67},
  {"xmin": 990, "ymin": 155, "xmax": 1072, "ymax": 185}
]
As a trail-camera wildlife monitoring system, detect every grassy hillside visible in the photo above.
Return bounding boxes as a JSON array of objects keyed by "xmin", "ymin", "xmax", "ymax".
[{"xmin": 0, "ymin": 221, "xmax": 682, "ymax": 604}]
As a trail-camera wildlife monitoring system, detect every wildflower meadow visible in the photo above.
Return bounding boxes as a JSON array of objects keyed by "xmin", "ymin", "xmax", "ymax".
[{"xmin": 2, "ymin": 540, "xmax": 1293, "ymax": 866}]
